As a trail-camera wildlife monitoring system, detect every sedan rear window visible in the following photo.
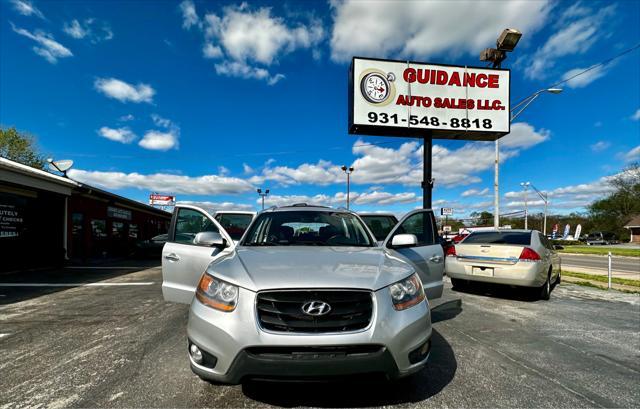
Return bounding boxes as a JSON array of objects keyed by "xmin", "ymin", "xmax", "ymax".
[{"xmin": 462, "ymin": 231, "xmax": 532, "ymax": 245}]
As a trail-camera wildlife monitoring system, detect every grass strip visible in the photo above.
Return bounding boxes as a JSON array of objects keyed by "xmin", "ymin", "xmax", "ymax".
[
  {"xmin": 563, "ymin": 271, "xmax": 640, "ymax": 287},
  {"xmin": 558, "ymin": 247, "xmax": 640, "ymax": 257}
]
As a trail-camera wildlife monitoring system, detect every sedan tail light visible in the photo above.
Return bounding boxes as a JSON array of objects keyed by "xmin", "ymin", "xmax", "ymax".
[
  {"xmin": 445, "ymin": 245, "xmax": 457, "ymax": 257},
  {"xmin": 519, "ymin": 247, "xmax": 541, "ymax": 261}
]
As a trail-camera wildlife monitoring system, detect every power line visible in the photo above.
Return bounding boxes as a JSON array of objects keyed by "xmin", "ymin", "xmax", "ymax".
[{"xmin": 511, "ymin": 42, "xmax": 640, "ymax": 108}]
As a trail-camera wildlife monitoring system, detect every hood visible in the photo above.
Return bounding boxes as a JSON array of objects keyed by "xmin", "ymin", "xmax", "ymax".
[{"xmin": 206, "ymin": 246, "xmax": 414, "ymax": 292}]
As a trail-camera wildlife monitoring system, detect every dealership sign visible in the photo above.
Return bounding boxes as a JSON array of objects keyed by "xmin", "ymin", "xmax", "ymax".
[
  {"xmin": 149, "ymin": 194, "xmax": 176, "ymax": 206},
  {"xmin": 349, "ymin": 57, "xmax": 510, "ymax": 140}
]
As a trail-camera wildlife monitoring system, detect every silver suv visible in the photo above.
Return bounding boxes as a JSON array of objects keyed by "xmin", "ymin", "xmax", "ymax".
[{"xmin": 162, "ymin": 204, "xmax": 444, "ymax": 383}]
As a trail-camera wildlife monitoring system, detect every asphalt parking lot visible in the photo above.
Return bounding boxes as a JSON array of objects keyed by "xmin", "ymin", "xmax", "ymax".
[{"xmin": 1, "ymin": 263, "xmax": 639, "ymax": 408}]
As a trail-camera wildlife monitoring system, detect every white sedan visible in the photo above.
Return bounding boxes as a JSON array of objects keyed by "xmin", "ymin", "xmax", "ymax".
[{"xmin": 445, "ymin": 229, "xmax": 561, "ymax": 300}]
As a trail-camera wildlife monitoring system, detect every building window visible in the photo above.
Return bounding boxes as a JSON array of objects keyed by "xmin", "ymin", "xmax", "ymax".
[
  {"xmin": 72, "ymin": 213, "xmax": 84, "ymax": 237},
  {"xmin": 91, "ymin": 219, "xmax": 107, "ymax": 238},
  {"xmin": 129, "ymin": 223, "xmax": 138, "ymax": 239},
  {"xmin": 111, "ymin": 221, "xmax": 125, "ymax": 239}
]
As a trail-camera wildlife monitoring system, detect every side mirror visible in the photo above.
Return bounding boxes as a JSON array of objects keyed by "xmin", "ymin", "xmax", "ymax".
[
  {"xmin": 553, "ymin": 245, "xmax": 564, "ymax": 250},
  {"xmin": 194, "ymin": 232, "xmax": 227, "ymax": 248},
  {"xmin": 391, "ymin": 234, "xmax": 418, "ymax": 248}
]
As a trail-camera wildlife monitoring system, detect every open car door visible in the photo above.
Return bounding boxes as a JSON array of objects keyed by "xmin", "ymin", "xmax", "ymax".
[
  {"xmin": 162, "ymin": 205, "xmax": 234, "ymax": 304},
  {"xmin": 383, "ymin": 209, "xmax": 444, "ymax": 300}
]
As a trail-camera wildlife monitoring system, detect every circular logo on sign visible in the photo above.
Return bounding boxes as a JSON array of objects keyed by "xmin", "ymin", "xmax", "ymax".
[{"xmin": 360, "ymin": 70, "xmax": 395, "ymax": 106}]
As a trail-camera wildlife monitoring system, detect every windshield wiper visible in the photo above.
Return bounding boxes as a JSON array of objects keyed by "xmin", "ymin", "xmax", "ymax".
[{"xmin": 245, "ymin": 241, "xmax": 287, "ymax": 246}]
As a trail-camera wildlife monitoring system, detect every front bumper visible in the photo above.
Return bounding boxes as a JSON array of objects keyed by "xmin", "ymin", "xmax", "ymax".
[{"xmin": 187, "ymin": 287, "xmax": 432, "ymax": 383}]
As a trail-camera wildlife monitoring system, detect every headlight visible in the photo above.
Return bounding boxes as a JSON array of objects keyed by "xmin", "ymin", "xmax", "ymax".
[
  {"xmin": 195, "ymin": 274, "xmax": 238, "ymax": 312},
  {"xmin": 389, "ymin": 273, "xmax": 425, "ymax": 311}
]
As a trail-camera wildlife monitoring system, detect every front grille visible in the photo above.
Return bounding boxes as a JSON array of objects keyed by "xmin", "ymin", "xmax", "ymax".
[
  {"xmin": 256, "ymin": 290, "xmax": 373, "ymax": 333},
  {"xmin": 246, "ymin": 345, "xmax": 383, "ymax": 360}
]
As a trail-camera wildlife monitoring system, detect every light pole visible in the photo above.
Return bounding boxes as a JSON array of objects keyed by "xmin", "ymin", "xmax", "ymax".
[
  {"xmin": 528, "ymin": 183, "xmax": 549, "ymax": 235},
  {"xmin": 256, "ymin": 188, "xmax": 269, "ymax": 210},
  {"xmin": 482, "ymin": 28, "xmax": 523, "ymax": 229},
  {"xmin": 341, "ymin": 165, "xmax": 354, "ymax": 210},
  {"xmin": 492, "ymin": 88, "xmax": 562, "ymax": 230},
  {"xmin": 520, "ymin": 182, "xmax": 530, "ymax": 229}
]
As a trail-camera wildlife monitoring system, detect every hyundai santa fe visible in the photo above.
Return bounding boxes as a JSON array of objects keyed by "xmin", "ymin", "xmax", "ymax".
[{"xmin": 161, "ymin": 204, "xmax": 444, "ymax": 383}]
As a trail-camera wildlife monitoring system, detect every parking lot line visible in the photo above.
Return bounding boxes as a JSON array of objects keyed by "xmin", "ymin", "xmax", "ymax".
[{"xmin": 0, "ymin": 282, "xmax": 155, "ymax": 287}]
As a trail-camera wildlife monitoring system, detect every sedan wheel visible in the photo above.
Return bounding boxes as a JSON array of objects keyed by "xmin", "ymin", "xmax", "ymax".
[{"xmin": 540, "ymin": 273, "xmax": 551, "ymax": 301}]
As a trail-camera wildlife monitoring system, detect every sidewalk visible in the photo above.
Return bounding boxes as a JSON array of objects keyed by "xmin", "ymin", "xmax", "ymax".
[{"xmin": 562, "ymin": 265, "xmax": 640, "ymax": 280}]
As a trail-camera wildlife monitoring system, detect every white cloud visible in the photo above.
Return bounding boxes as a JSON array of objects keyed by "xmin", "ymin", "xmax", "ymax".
[
  {"xmin": 502, "ymin": 167, "xmax": 640, "ymax": 211},
  {"xmin": 97, "ymin": 126, "xmax": 136, "ymax": 144},
  {"xmin": 214, "ymin": 60, "xmax": 285, "ymax": 85},
  {"xmin": 184, "ymin": 3, "xmax": 323, "ymax": 84},
  {"xmin": 500, "ymin": 122, "xmax": 550, "ymax": 149},
  {"xmin": 151, "ymin": 114, "xmax": 172, "ymax": 128},
  {"xmin": 561, "ymin": 65, "xmax": 608, "ymax": 88},
  {"xmin": 94, "ymin": 78, "xmax": 155, "ymax": 103},
  {"xmin": 68, "ymin": 169, "xmax": 254, "ymax": 195},
  {"xmin": 462, "ymin": 188, "xmax": 489, "ymax": 197},
  {"xmin": 11, "ymin": 0, "xmax": 44, "ymax": 19},
  {"xmin": 243, "ymin": 163, "xmax": 254, "ymax": 175},
  {"xmin": 330, "ymin": 0, "xmax": 551, "ymax": 62},
  {"xmin": 63, "ymin": 18, "xmax": 113, "ymax": 42},
  {"xmin": 525, "ymin": 4, "xmax": 615, "ymax": 79},
  {"xmin": 262, "ymin": 191, "xmax": 420, "ymax": 208},
  {"xmin": 203, "ymin": 42, "xmax": 223, "ymax": 59},
  {"xmin": 249, "ymin": 123, "xmax": 547, "ymax": 189},
  {"xmin": 11, "ymin": 24, "xmax": 72, "ymax": 63},
  {"xmin": 119, "ymin": 114, "xmax": 135, "ymax": 122},
  {"xmin": 590, "ymin": 141, "xmax": 610, "ymax": 152},
  {"xmin": 179, "ymin": 0, "xmax": 201, "ymax": 30},
  {"xmin": 622, "ymin": 146, "xmax": 640, "ymax": 162},
  {"xmin": 177, "ymin": 201, "xmax": 255, "ymax": 212},
  {"xmin": 139, "ymin": 130, "xmax": 179, "ymax": 151},
  {"xmin": 631, "ymin": 109, "xmax": 640, "ymax": 121}
]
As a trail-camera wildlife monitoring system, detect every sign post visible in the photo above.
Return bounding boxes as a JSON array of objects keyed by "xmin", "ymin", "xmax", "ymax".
[{"xmin": 349, "ymin": 57, "xmax": 511, "ymax": 209}]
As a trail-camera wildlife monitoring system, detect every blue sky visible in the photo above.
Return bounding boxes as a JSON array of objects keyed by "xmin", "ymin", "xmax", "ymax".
[{"xmin": 1, "ymin": 0, "xmax": 639, "ymax": 218}]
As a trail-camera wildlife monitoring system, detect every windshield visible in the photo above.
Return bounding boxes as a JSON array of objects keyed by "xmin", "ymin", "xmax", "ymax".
[
  {"xmin": 360, "ymin": 215, "xmax": 398, "ymax": 241},
  {"xmin": 462, "ymin": 231, "xmax": 532, "ymax": 245},
  {"xmin": 242, "ymin": 210, "xmax": 374, "ymax": 247},
  {"xmin": 214, "ymin": 213, "xmax": 253, "ymax": 241}
]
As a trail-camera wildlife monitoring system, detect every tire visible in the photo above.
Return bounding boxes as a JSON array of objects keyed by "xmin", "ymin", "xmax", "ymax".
[
  {"xmin": 539, "ymin": 271, "xmax": 551, "ymax": 301},
  {"xmin": 450, "ymin": 277, "xmax": 464, "ymax": 289}
]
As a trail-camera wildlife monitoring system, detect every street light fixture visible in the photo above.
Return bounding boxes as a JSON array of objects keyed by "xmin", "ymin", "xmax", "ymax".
[
  {"xmin": 528, "ymin": 183, "xmax": 549, "ymax": 235},
  {"xmin": 256, "ymin": 188, "xmax": 270, "ymax": 210},
  {"xmin": 511, "ymin": 88, "xmax": 563, "ymax": 122},
  {"xmin": 341, "ymin": 165, "xmax": 354, "ymax": 210}
]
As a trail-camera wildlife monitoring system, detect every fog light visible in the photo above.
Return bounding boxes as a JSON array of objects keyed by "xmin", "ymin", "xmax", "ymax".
[
  {"xmin": 190, "ymin": 343, "xmax": 203, "ymax": 364},
  {"xmin": 408, "ymin": 339, "xmax": 431, "ymax": 364}
]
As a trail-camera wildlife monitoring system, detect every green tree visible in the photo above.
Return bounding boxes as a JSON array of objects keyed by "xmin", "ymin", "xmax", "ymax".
[
  {"xmin": 469, "ymin": 211, "xmax": 493, "ymax": 226},
  {"xmin": 0, "ymin": 127, "xmax": 45, "ymax": 169},
  {"xmin": 588, "ymin": 163, "xmax": 640, "ymax": 241}
]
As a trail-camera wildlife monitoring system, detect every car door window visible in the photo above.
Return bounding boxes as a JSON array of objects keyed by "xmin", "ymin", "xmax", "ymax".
[
  {"xmin": 390, "ymin": 211, "xmax": 436, "ymax": 247},
  {"xmin": 173, "ymin": 208, "xmax": 219, "ymax": 245}
]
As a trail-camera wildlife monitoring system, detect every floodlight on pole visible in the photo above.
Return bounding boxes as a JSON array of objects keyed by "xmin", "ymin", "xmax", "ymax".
[
  {"xmin": 257, "ymin": 188, "xmax": 270, "ymax": 210},
  {"xmin": 341, "ymin": 165, "xmax": 354, "ymax": 210},
  {"xmin": 480, "ymin": 28, "xmax": 522, "ymax": 68}
]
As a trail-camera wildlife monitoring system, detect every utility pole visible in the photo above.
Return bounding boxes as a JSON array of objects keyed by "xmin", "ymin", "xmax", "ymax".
[
  {"xmin": 341, "ymin": 165, "xmax": 354, "ymax": 210},
  {"xmin": 422, "ymin": 137, "xmax": 433, "ymax": 209},
  {"xmin": 256, "ymin": 188, "xmax": 269, "ymax": 210},
  {"xmin": 520, "ymin": 182, "xmax": 530, "ymax": 229},
  {"xmin": 529, "ymin": 183, "xmax": 549, "ymax": 235}
]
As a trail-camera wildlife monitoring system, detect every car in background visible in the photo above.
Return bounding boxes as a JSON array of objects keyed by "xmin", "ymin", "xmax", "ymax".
[
  {"xmin": 358, "ymin": 212, "xmax": 399, "ymax": 243},
  {"xmin": 135, "ymin": 233, "xmax": 168, "ymax": 257},
  {"xmin": 445, "ymin": 229, "xmax": 561, "ymax": 300},
  {"xmin": 162, "ymin": 204, "xmax": 443, "ymax": 383},
  {"xmin": 212, "ymin": 211, "xmax": 256, "ymax": 243},
  {"xmin": 586, "ymin": 231, "xmax": 619, "ymax": 245}
]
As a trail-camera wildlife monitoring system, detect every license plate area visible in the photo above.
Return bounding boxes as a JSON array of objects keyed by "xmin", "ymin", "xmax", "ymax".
[{"xmin": 472, "ymin": 266, "xmax": 494, "ymax": 277}]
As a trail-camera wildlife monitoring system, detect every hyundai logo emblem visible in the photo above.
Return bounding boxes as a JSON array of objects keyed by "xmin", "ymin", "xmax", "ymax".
[{"xmin": 301, "ymin": 301, "xmax": 331, "ymax": 316}]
